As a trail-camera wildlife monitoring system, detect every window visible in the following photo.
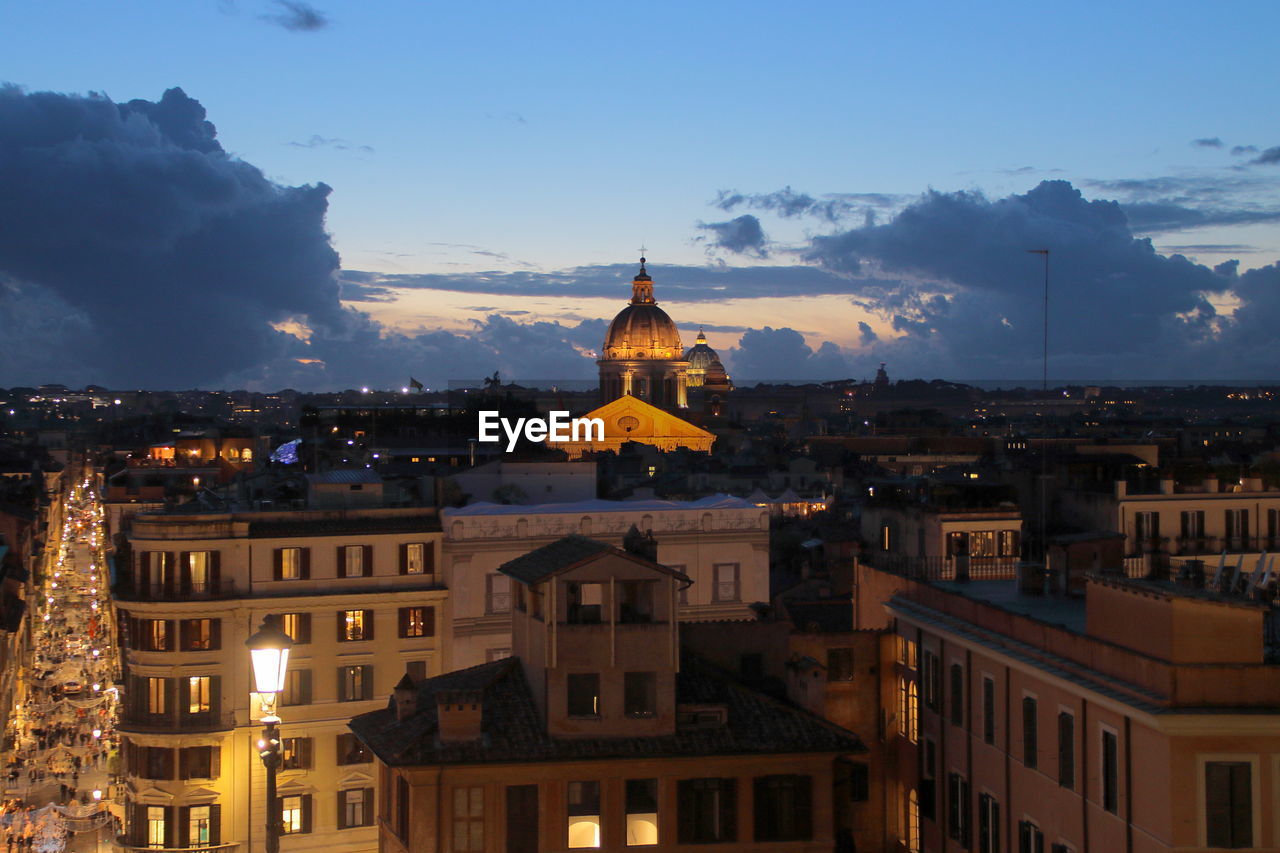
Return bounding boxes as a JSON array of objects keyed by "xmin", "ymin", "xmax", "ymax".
[
  {"xmin": 342, "ymin": 544, "xmax": 366, "ymax": 578},
  {"xmin": 142, "ymin": 619, "xmax": 170, "ymax": 652},
  {"xmin": 567, "ymin": 673, "xmax": 600, "ymax": 717},
  {"xmin": 339, "ymin": 788, "xmax": 374, "ymax": 829},
  {"xmin": 1181, "ymin": 510, "xmax": 1205, "ymax": 542},
  {"xmin": 1023, "ymin": 696, "xmax": 1038, "ymax": 769},
  {"xmin": 338, "ymin": 665, "xmax": 373, "ymax": 702},
  {"xmin": 1225, "ymin": 508, "xmax": 1249, "ymax": 545},
  {"xmin": 907, "ymin": 789, "xmax": 921, "ymax": 852},
  {"xmin": 282, "ymin": 669, "xmax": 312, "ymax": 706},
  {"xmin": 337, "ymin": 732, "xmax": 371, "ymax": 765},
  {"xmin": 919, "ymin": 738, "xmax": 937, "ymax": 820},
  {"xmin": 144, "ymin": 746, "xmax": 174, "ymax": 780},
  {"xmin": 401, "ymin": 541, "xmax": 431, "ymax": 575},
  {"xmin": 998, "ymin": 529, "xmax": 1019, "ymax": 557},
  {"xmin": 754, "ymin": 775, "xmax": 812, "ymax": 841},
  {"xmin": 899, "ymin": 677, "xmax": 918, "ymax": 743},
  {"xmin": 275, "ymin": 547, "xmax": 306, "ymax": 581},
  {"xmin": 187, "ymin": 804, "xmax": 213, "ymax": 848},
  {"xmin": 921, "ymin": 650, "xmax": 940, "ymax": 708},
  {"xmin": 971, "ymin": 530, "xmax": 997, "ymax": 558},
  {"xmin": 624, "ymin": 672, "xmax": 657, "ymax": 717},
  {"xmin": 406, "ymin": 660, "xmax": 428, "ymax": 681},
  {"xmin": 827, "ymin": 648, "xmax": 855, "ymax": 682},
  {"xmin": 978, "ymin": 793, "xmax": 1000, "ymax": 853},
  {"xmin": 486, "ymin": 647, "xmax": 511, "ymax": 662},
  {"xmin": 453, "ymin": 786, "xmax": 484, "ymax": 852},
  {"xmin": 180, "ymin": 619, "xmax": 218, "ymax": 651},
  {"xmin": 179, "ymin": 746, "xmax": 217, "ymax": 780},
  {"xmin": 147, "ymin": 677, "xmax": 166, "ymax": 715},
  {"xmin": 947, "ymin": 773, "xmax": 970, "ymax": 846},
  {"xmin": 950, "ymin": 663, "xmax": 964, "ymax": 726},
  {"xmin": 507, "ymin": 785, "xmax": 539, "ymax": 853},
  {"xmin": 880, "ymin": 522, "xmax": 893, "ymax": 551},
  {"xmin": 1205, "ymin": 761, "xmax": 1252, "ymax": 848},
  {"xmin": 147, "ymin": 806, "xmax": 166, "ymax": 848},
  {"xmin": 567, "ymin": 781, "xmax": 601, "ymax": 848},
  {"xmin": 1101, "ymin": 729, "xmax": 1119, "ymax": 814},
  {"xmin": 677, "ymin": 778, "xmax": 736, "ymax": 843},
  {"xmin": 1057, "ymin": 711, "xmax": 1074, "ymax": 788},
  {"xmin": 1017, "ymin": 820, "xmax": 1045, "ymax": 853},
  {"xmin": 338, "ymin": 609, "xmax": 372, "ymax": 642},
  {"xmin": 982, "ymin": 676, "xmax": 995, "ymax": 744},
  {"xmin": 399, "ymin": 606, "xmax": 435, "ymax": 638},
  {"xmin": 713, "ymin": 563, "xmax": 740, "ymax": 602},
  {"xmin": 395, "ymin": 776, "xmax": 410, "ymax": 842},
  {"xmin": 280, "ymin": 795, "xmax": 310, "ymax": 835},
  {"xmin": 618, "ymin": 580, "xmax": 655, "ymax": 623},
  {"xmin": 280, "ymin": 737, "xmax": 312, "ymax": 770},
  {"xmin": 566, "ymin": 581, "xmax": 602, "ymax": 623},
  {"xmin": 486, "ymin": 573, "xmax": 512, "ymax": 614},
  {"xmin": 186, "ymin": 551, "xmax": 212, "ymax": 593},
  {"xmin": 1134, "ymin": 511, "xmax": 1160, "ymax": 545},
  {"xmin": 848, "ymin": 762, "xmax": 870, "ymax": 803},
  {"xmin": 187, "ymin": 676, "xmax": 211, "ymax": 714},
  {"xmin": 280, "ymin": 612, "xmax": 311, "ymax": 644},
  {"xmin": 625, "ymin": 779, "xmax": 658, "ymax": 846}
]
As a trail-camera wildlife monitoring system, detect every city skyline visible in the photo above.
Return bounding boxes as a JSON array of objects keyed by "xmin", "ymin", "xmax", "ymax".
[{"xmin": 2, "ymin": 0, "xmax": 1279, "ymax": 390}]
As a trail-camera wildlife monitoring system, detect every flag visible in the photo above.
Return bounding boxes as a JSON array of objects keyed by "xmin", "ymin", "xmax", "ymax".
[{"xmin": 409, "ymin": 377, "xmax": 424, "ymax": 392}]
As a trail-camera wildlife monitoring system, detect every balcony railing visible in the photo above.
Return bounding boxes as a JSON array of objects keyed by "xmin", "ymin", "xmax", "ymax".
[
  {"xmin": 117, "ymin": 710, "xmax": 235, "ymax": 734},
  {"xmin": 861, "ymin": 552, "xmax": 1020, "ymax": 581},
  {"xmin": 115, "ymin": 840, "xmax": 237, "ymax": 853},
  {"xmin": 1167, "ymin": 536, "xmax": 1280, "ymax": 556},
  {"xmin": 115, "ymin": 580, "xmax": 238, "ymax": 602}
]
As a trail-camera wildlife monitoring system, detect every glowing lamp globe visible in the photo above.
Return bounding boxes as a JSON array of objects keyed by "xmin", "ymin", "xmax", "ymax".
[{"xmin": 246, "ymin": 615, "xmax": 294, "ymax": 708}]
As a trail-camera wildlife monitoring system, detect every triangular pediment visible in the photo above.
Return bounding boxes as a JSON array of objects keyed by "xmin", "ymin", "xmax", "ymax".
[
  {"xmin": 578, "ymin": 395, "xmax": 714, "ymax": 440},
  {"xmin": 134, "ymin": 785, "xmax": 173, "ymax": 805},
  {"xmin": 337, "ymin": 768, "xmax": 375, "ymax": 787},
  {"xmin": 178, "ymin": 786, "xmax": 220, "ymax": 804}
]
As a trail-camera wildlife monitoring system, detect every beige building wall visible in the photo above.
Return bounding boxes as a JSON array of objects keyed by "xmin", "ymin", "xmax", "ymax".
[
  {"xmin": 441, "ymin": 499, "xmax": 770, "ymax": 669},
  {"xmin": 118, "ymin": 507, "xmax": 445, "ymax": 853}
]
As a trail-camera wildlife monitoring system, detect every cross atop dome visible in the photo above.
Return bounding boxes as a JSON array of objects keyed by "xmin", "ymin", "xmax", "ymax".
[{"xmin": 631, "ymin": 251, "xmax": 654, "ymax": 302}]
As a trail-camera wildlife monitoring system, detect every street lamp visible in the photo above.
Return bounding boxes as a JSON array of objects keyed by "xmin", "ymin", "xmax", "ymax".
[{"xmin": 246, "ymin": 615, "xmax": 294, "ymax": 853}]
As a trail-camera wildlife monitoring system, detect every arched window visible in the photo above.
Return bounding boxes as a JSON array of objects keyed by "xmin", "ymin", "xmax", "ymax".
[
  {"xmin": 516, "ymin": 519, "xmax": 529, "ymax": 538},
  {"xmin": 226, "ymin": 447, "xmax": 239, "ymax": 460},
  {"xmin": 908, "ymin": 681, "xmax": 920, "ymax": 744},
  {"xmin": 241, "ymin": 448, "xmax": 253, "ymax": 462},
  {"xmin": 701, "ymin": 513, "xmax": 713, "ymax": 532},
  {"xmin": 580, "ymin": 516, "xmax": 592, "ymax": 536},
  {"xmin": 907, "ymin": 789, "xmax": 921, "ymax": 853},
  {"xmin": 640, "ymin": 514, "xmax": 653, "ymax": 533}
]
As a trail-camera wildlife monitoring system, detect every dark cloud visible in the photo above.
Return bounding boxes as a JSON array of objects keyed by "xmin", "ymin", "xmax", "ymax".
[
  {"xmin": 804, "ymin": 180, "xmax": 1252, "ymax": 380},
  {"xmin": 287, "ymin": 134, "xmax": 373, "ymax": 153},
  {"xmin": 1082, "ymin": 174, "xmax": 1280, "ymax": 234},
  {"xmin": 724, "ymin": 327, "xmax": 853, "ymax": 381},
  {"xmin": 1231, "ymin": 145, "xmax": 1259, "ymax": 156},
  {"xmin": 857, "ymin": 321, "xmax": 879, "ymax": 345},
  {"xmin": 696, "ymin": 214, "xmax": 767, "ymax": 256},
  {"xmin": 1252, "ymin": 146, "xmax": 1280, "ymax": 165},
  {"xmin": 1157, "ymin": 243, "xmax": 1256, "ymax": 254},
  {"xmin": 713, "ymin": 186, "xmax": 896, "ymax": 223},
  {"xmin": 1191, "ymin": 137, "xmax": 1223, "ymax": 148},
  {"xmin": 261, "ymin": 0, "xmax": 329, "ymax": 31}
]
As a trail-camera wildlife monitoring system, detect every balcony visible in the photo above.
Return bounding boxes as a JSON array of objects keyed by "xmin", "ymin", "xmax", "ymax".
[
  {"xmin": 860, "ymin": 552, "xmax": 1020, "ymax": 581},
  {"xmin": 117, "ymin": 710, "xmax": 235, "ymax": 734},
  {"xmin": 115, "ymin": 580, "xmax": 238, "ymax": 602},
  {"xmin": 115, "ymin": 841, "xmax": 237, "ymax": 853},
  {"xmin": 1168, "ymin": 536, "xmax": 1280, "ymax": 556}
]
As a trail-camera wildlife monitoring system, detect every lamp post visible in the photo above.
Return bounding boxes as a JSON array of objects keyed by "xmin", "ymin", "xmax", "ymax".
[{"xmin": 246, "ymin": 615, "xmax": 294, "ymax": 853}]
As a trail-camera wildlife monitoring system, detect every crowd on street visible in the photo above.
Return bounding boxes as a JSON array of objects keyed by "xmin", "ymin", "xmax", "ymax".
[{"xmin": 1, "ymin": 475, "xmax": 120, "ymax": 852}]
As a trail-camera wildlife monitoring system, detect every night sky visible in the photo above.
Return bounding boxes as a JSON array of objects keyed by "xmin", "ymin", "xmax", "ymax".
[{"xmin": 2, "ymin": 0, "xmax": 1278, "ymax": 389}]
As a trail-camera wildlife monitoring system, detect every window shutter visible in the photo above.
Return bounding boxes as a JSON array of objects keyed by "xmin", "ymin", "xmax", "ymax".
[
  {"xmin": 363, "ymin": 788, "xmax": 374, "ymax": 827},
  {"xmin": 139, "ymin": 555, "xmax": 151, "ymax": 596},
  {"xmin": 796, "ymin": 775, "xmax": 813, "ymax": 839},
  {"xmin": 676, "ymin": 781, "xmax": 694, "ymax": 843},
  {"xmin": 301, "ymin": 669, "xmax": 313, "ymax": 704},
  {"xmin": 364, "ymin": 610, "xmax": 375, "ymax": 641},
  {"xmin": 128, "ymin": 616, "xmax": 140, "ymax": 650},
  {"xmin": 1230, "ymin": 762, "xmax": 1252, "ymax": 847},
  {"xmin": 363, "ymin": 544, "xmax": 374, "ymax": 577},
  {"xmin": 301, "ymin": 547, "xmax": 311, "ymax": 579},
  {"xmin": 177, "ymin": 806, "xmax": 190, "ymax": 849},
  {"xmin": 272, "ymin": 548, "xmax": 283, "ymax": 581},
  {"xmin": 209, "ymin": 804, "xmax": 222, "ymax": 845},
  {"xmin": 397, "ymin": 608, "xmax": 408, "ymax": 637},
  {"xmin": 424, "ymin": 542, "xmax": 435, "ymax": 574},
  {"xmin": 178, "ymin": 747, "xmax": 189, "ymax": 780},
  {"xmin": 304, "ymin": 737, "xmax": 314, "ymax": 769},
  {"xmin": 164, "ymin": 806, "xmax": 176, "ymax": 849},
  {"xmin": 425, "ymin": 606, "xmax": 436, "ymax": 638},
  {"xmin": 336, "ymin": 545, "xmax": 346, "ymax": 576},
  {"xmin": 210, "ymin": 746, "xmax": 221, "ymax": 779},
  {"xmin": 209, "ymin": 550, "xmax": 221, "ymax": 591},
  {"xmin": 362, "ymin": 665, "xmax": 374, "ymax": 700},
  {"xmin": 302, "ymin": 794, "xmax": 313, "ymax": 834},
  {"xmin": 164, "ymin": 552, "xmax": 177, "ymax": 595},
  {"xmin": 166, "ymin": 620, "xmax": 177, "ymax": 652},
  {"xmin": 399, "ymin": 543, "xmax": 408, "ymax": 575},
  {"xmin": 338, "ymin": 792, "xmax": 348, "ymax": 830},
  {"xmin": 178, "ymin": 620, "xmax": 190, "ymax": 652},
  {"xmin": 298, "ymin": 614, "xmax": 311, "ymax": 645},
  {"xmin": 721, "ymin": 779, "xmax": 738, "ymax": 842},
  {"xmin": 211, "ymin": 618, "xmax": 222, "ymax": 650},
  {"xmin": 336, "ymin": 612, "xmax": 346, "ymax": 642},
  {"xmin": 337, "ymin": 666, "xmax": 347, "ymax": 701},
  {"xmin": 210, "ymin": 675, "xmax": 222, "ymax": 716},
  {"xmin": 166, "ymin": 678, "xmax": 179, "ymax": 724},
  {"xmin": 179, "ymin": 552, "xmax": 191, "ymax": 594}
]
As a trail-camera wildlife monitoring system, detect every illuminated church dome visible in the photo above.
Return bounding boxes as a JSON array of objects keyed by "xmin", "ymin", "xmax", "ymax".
[
  {"xmin": 598, "ymin": 258, "xmax": 689, "ymax": 409},
  {"xmin": 602, "ymin": 260, "xmax": 683, "ymax": 360},
  {"xmin": 683, "ymin": 328, "xmax": 730, "ymax": 388}
]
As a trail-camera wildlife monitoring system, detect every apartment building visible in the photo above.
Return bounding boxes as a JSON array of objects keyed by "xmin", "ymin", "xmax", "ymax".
[
  {"xmin": 350, "ymin": 534, "xmax": 865, "ymax": 853},
  {"xmin": 855, "ymin": 558, "xmax": 1280, "ymax": 853},
  {"xmin": 1060, "ymin": 475, "xmax": 1280, "ymax": 575},
  {"xmin": 116, "ymin": 497, "xmax": 444, "ymax": 853},
  {"xmin": 440, "ymin": 495, "xmax": 770, "ymax": 668},
  {"xmin": 860, "ymin": 480, "xmax": 1022, "ymax": 581}
]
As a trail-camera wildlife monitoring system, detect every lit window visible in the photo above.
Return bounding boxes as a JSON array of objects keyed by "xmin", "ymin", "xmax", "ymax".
[
  {"xmin": 907, "ymin": 790, "xmax": 920, "ymax": 853},
  {"xmin": 280, "ymin": 547, "xmax": 302, "ymax": 580},
  {"xmin": 341, "ymin": 788, "xmax": 371, "ymax": 828},
  {"xmin": 567, "ymin": 781, "xmax": 601, "ymax": 848},
  {"xmin": 341, "ymin": 610, "xmax": 368, "ymax": 641},
  {"xmin": 188, "ymin": 676, "xmax": 211, "ymax": 714},
  {"xmin": 188, "ymin": 805, "xmax": 211, "ymax": 848},
  {"xmin": 147, "ymin": 678, "xmax": 166, "ymax": 715},
  {"xmin": 188, "ymin": 551, "xmax": 210, "ymax": 591},
  {"xmin": 147, "ymin": 806, "xmax": 166, "ymax": 848},
  {"xmin": 405, "ymin": 543, "xmax": 426, "ymax": 574},
  {"xmin": 343, "ymin": 545, "xmax": 364, "ymax": 578},
  {"xmin": 281, "ymin": 796, "xmax": 304, "ymax": 834},
  {"xmin": 625, "ymin": 779, "xmax": 658, "ymax": 846},
  {"xmin": 567, "ymin": 673, "xmax": 600, "ymax": 717},
  {"xmin": 713, "ymin": 563, "xmax": 740, "ymax": 602}
]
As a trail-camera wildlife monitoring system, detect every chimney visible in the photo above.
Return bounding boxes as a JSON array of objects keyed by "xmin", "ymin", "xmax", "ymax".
[
  {"xmin": 436, "ymin": 689, "xmax": 483, "ymax": 742},
  {"xmin": 622, "ymin": 524, "xmax": 659, "ymax": 563},
  {"xmin": 393, "ymin": 674, "xmax": 417, "ymax": 722}
]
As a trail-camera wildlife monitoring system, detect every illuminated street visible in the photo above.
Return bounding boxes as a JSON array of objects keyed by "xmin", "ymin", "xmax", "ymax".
[{"xmin": 2, "ymin": 473, "xmax": 119, "ymax": 852}]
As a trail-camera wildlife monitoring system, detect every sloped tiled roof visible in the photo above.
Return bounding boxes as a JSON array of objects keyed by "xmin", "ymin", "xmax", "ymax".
[
  {"xmin": 498, "ymin": 535, "xmax": 616, "ymax": 585},
  {"xmin": 349, "ymin": 650, "xmax": 865, "ymax": 767}
]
